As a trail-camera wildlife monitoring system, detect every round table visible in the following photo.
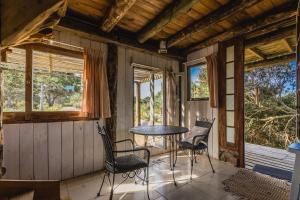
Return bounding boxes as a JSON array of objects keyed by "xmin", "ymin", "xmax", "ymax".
[{"xmin": 129, "ymin": 125, "xmax": 189, "ymax": 185}]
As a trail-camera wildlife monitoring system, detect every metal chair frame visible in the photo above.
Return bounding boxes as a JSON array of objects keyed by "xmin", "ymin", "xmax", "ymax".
[
  {"xmin": 176, "ymin": 118, "xmax": 216, "ymax": 179},
  {"xmin": 96, "ymin": 122, "xmax": 150, "ymax": 200}
]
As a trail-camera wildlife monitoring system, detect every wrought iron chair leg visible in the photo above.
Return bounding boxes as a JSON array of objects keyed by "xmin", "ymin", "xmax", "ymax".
[
  {"xmin": 194, "ymin": 150, "xmax": 197, "ymax": 163},
  {"xmin": 190, "ymin": 149, "xmax": 194, "ymax": 180},
  {"xmin": 109, "ymin": 173, "xmax": 115, "ymax": 200},
  {"xmin": 97, "ymin": 171, "xmax": 107, "ymax": 197},
  {"xmin": 207, "ymin": 150, "xmax": 215, "ymax": 173},
  {"xmin": 146, "ymin": 167, "xmax": 150, "ymax": 200}
]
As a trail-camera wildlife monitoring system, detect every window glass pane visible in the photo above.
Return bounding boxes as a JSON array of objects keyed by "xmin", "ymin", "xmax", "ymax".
[
  {"xmin": 188, "ymin": 64, "xmax": 209, "ymax": 99},
  {"xmin": 226, "ymin": 127, "xmax": 235, "ymax": 143},
  {"xmin": 226, "ymin": 111, "xmax": 234, "ymax": 127},
  {"xmin": 226, "ymin": 79, "xmax": 234, "ymax": 94},
  {"xmin": 140, "ymin": 81, "xmax": 150, "ymax": 125},
  {"xmin": 226, "ymin": 62, "xmax": 234, "ymax": 78},
  {"xmin": 154, "ymin": 74, "xmax": 163, "ymax": 125},
  {"xmin": 32, "ymin": 50, "xmax": 84, "ymax": 111},
  {"xmin": 226, "ymin": 46, "xmax": 234, "ymax": 62},
  {"xmin": 1, "ymin": 47, "xmax": 25, "ymax": 112},
  {"xmin": 226, "ymin": 95, "xmax": 234, "ymax": 110}
]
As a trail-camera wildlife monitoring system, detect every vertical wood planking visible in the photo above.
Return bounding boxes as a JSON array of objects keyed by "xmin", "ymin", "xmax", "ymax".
[
  {"xmin": 48, "ymin": 122, "xmax": 62, "ymax": 180},
  {"xmin": 33, "ymin": 123, "xmax": 48, "ymax": 180},
  {"xmin": 20, "ymin": 123, "xmax": 34, "ymax": 180},
  {"xmin": 61, "ymin": 121, "xmax": 74, "ymax": 180},
  {"xmin": 74, "ymin": 121, "xmax": 84, "ymax": 176},
  {"xmin": 93, "ymin": 120, "xmax": 104, "ymax": 171},
  {"xmin": 83, "ymin": 121, "xmax": 94, "ymax": 174},
  {"xmin": 3, "ymin": 124, "xmax": 20, "ymax": 179}
]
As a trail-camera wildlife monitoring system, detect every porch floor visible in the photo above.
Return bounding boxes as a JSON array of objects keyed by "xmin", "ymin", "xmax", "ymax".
[
  {"xmin": 61, "ymin": 153, "xmax": 238, "ymax": 200},
  {"xmin": 245, "ymin": 143, "xmax": 295, "ymax": 172}
]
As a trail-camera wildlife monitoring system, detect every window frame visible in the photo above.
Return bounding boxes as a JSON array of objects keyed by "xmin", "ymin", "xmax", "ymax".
[
  {"xmin": 2, "ymin": 43, "xmax": 89, "ymax": 124},
  {"xmin": 187, "ymin": 63, "xmax": 209, "ymax": 101}
]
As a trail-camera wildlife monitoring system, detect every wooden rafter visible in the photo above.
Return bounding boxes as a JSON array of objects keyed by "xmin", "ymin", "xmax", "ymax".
[
  {"xmin": 186, "ymin": 5, "xmax": 297, "ymax": 53},
  {"xmin": 248, "ymin": 48, "xmax": 266, "ymax": 60},
  {"xmin": 1, "ymin": 0, "xmax": 67, "ymax": 48},
  {"xmin": 281, "ymin": 38, "xmax": 294, "ymax": 53},
  {"xmin": 167, "ymin": 0, "xmax": 261, "ymax": 48},
  {"xmin": 245, "ymin": 53, "xmax": 295, "ymax": 70},
  {"xmin": 245, "ymin": 25, "xmax": 296, "ymax": 49},
  {"xmin": 137, "ymin": 0, "xmax": 199, "ymax": 43},
  {"xmin": 101, "ymin": 0, "xmax": 136, "ymax": 32}
]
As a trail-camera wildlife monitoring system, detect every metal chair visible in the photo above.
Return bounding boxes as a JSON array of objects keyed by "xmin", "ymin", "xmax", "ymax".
[
  {"xmin": 177, "ymin": 118, "xmax": 215, "ymax": 179},
  {"xmin": 96, "ymin": 122, "xmax": 151, "ymax": 200}
]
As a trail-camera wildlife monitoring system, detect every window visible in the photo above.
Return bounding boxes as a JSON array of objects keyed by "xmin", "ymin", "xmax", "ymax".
[
  {"xmin": 32, "ymin": 50, "xmax": 83, "ymax": 111},
  {"xmin": 187, "ymin": 64, "xmax": 209, "ymax": 100},
  {"xmin": 1, "ymin": 47, "xmax": 26, "ymax": 112},
  {"xmin": 1, "ymin": 44, "xmax": 84, "ymax": 123}
]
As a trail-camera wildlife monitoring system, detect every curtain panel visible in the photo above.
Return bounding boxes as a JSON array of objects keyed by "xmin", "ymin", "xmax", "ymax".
[
  {"xmin": 206, "ymin": 53, "xmax": 219, "ymax": 108},
  {"xmin": 82, "ymin": 48, "xmax": 111, "ymax": 118}
]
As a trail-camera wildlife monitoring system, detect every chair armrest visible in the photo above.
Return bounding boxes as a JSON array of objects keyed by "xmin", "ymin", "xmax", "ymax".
[
  {"xmin": 113, "ymin": 147, "xmax": 150, "ymax": 164},
  {"xmin": 114, "ymin": 139, "xmax": 134, "ymax": 150}
]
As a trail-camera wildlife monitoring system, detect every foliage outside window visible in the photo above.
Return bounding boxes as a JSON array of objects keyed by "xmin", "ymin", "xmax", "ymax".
[
  {"xmin": 2, "ymin": 48, "xmax": 26, "ymax": 112},
  {"xmin": 32, "ymin": 50, "xmax": 83, "ymax": 111},
  {"xmin": 1, "ymin": 45, "xmax": 84, "ymax": 122},
  {"xmin": 188, "ymin": 64, "xmax": 209, "ymax": 100},
  {"xmin": 244, "ymin": 62, "xmax": 297, "ymax": 149}
]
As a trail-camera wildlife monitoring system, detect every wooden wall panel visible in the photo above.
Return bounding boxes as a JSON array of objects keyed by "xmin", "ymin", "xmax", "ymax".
[
  {"xmin": 48, "ymin": 122, "xmax": 62, "ymax": 180},
  {"xmin": 93, "ymin": 120, "xmax": 104, "ymax": 171},
  {"xmin": 61, "ymin": 121, "xmax": 74, "ymax": 180},
  {"xmin": 33, "ymin": 123, "xmax": 48, "ymax": 180},
  {"xmin": 83, "ymin": 121, "xmax": 94, "ymax": 174},
  {"xmin": 73, "ymin": 121, "xmax": 84, "ymax": 176},
  {"xmin": 3, "ymin": 124, "xmax": 20, "ymax": 179},
  {"xmin": 19, "ymin": 123, "xmax": 34, "ymax": 180}
]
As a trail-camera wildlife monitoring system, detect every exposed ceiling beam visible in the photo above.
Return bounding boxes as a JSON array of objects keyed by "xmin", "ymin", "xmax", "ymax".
[
  {"xmin": 281, "ymin": 38, "xmax": 294, "ymax": 53},
  {"xmin": 59, "ymin": 10, "xmax": 184, "ymax": 61},
  {"xmin": 101, "ymin": 0, "xmax": 137, "ymax": 32},
  {"xmin": 245, "ymin": 53, "xmax": 295, "ymax": 70},
  {"xmin": 248, "ymin": 48, "xmax": 266, "ymax": 60},
  {"xmin": 245, "ymin": 25, "xmax": 295, "ymax": 49},
  {"xmin": 167, "ymin": 0, "xmax": 261, "ymax": 48},
  {"xmin": 186, "ymin": 4, "xmax": 297, "ymax": 53},
  {"xmin": 1, "ymin": 0, "xmax": 67, "ymax": 48},
  {"xmin": 137, "ymin": 0, "xmax": 199, "ymax": 43}
]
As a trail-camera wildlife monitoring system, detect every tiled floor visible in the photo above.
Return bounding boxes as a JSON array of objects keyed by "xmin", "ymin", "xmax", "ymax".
[{"xmin": 61, "ymin": 153, "xmax": 239, "ymax": 200}]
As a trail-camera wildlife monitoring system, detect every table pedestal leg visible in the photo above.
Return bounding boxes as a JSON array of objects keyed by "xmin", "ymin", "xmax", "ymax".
[{"xmin": 169, "ymin": 135, "xmax": 177, "ymax": 186}]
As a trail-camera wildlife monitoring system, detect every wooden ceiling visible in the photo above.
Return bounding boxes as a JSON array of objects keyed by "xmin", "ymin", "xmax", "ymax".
[{"xmin": 64, "ymin": 0, "xmax": 297, "ymax": 66}]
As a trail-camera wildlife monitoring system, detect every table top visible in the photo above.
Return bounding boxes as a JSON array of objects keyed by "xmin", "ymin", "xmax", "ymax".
[{"xmin": 129, "ymin": 125, "xmax": 189, "ymax": 136}]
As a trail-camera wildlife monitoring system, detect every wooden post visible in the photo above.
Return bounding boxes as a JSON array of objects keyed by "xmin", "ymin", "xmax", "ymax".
[
  {"xmin": 25, "ymin": 48, "xmax": 32, "ymax": 120},
  {"xmin": 106, "ymin": 43, "xmax": 118, "ymax": 143},
  {"xmin": 150, "ymin": 73, "xmax": 155, "ymax": 125},
  {"xmin": 0, "ymin": 68, "xmax": 4, "ymax": 178},
  {"xmin": 135, "ymin": 82, "xmax": 141, "ymax": 126}
]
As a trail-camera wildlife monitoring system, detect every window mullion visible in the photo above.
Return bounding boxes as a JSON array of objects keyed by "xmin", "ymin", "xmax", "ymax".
[{"xmin": 25, "ymin": 47, "xmax": 33, "ymax": 120}]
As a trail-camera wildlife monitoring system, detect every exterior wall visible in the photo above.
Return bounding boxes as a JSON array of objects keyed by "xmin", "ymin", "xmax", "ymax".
[{"xmin": 184, "ymin": 44, "xmax": 219, "ymax": 159}]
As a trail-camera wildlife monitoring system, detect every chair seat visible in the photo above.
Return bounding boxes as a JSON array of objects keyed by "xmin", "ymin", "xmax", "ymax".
[
  {"xmin": 178, "ymin": 141, "xmax": 207, "ymax": 150},
  {"xmin": 107, "ymin": 154, "xmax": 148, "ymax": 173}
]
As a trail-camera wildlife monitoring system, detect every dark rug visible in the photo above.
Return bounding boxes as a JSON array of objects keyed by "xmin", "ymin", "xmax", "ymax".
[{"xmin": 253, "ymin": 164, "xmax": 293, "ymax": 182}]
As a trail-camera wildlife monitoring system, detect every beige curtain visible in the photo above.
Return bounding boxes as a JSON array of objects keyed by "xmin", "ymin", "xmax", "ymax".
[
  {"xmin": 166, "ymin": 70, "xmax": 177, "ymax": 125},
  {"xmin": 206, "ymin": 53, "xmax": 219, "ymax": 108},
  {"xmin": 82, "ymin": 48, "xmax": 111, "ymax": 118}
]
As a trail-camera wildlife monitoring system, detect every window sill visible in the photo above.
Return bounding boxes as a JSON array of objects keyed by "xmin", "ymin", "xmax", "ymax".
[{"xmin": 3, "ymin": 111, "xmax": 96, "ymax": 124}]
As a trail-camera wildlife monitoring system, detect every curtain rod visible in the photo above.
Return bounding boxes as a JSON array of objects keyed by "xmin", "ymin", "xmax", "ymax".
[{"xmin": 43, "ymin": 39, "xmax": 84, "ymax": 52}]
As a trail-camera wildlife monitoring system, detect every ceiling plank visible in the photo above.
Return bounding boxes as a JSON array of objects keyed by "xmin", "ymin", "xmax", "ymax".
[
  {"xmin": 167, "ymin": 0, "xmax": 261, "ymax": 48},
  {"xmin": 281, "ymin": 38, "xmax": 294, "ymax": 53},
  {"xmin": 248, "ymin": 48, "xmax": 266, "ymax": 60},
  {"xmin": 245, "ymin": 53, "xmax": 295, "ymax": 70},
  {"xmin": 101, "ymin": 0, "xmax": 137, "ymax": 32},
  {"xmin": 245, "ymin": 25, "xmax": 296, "ymax": 49},
  {"xmin": 186, "ymin": 4, "xmax": 297, "ymax": 53},
  {"xmin": 1, "ymin": 0, "xmax": 67, "ymax": 48},
  {"xmin": 137, "ymin": 0, "xmax": 199, "ymax": 43}
]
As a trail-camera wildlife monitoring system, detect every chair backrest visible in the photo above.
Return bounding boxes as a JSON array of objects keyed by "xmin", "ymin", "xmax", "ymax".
[
  {"xmin": 195, "ymin": 118, "xmax": 215, "ymax": 143},
  {"xmin": 96, "ymin": 122, "xmax": 114, "ymax": 166}
]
